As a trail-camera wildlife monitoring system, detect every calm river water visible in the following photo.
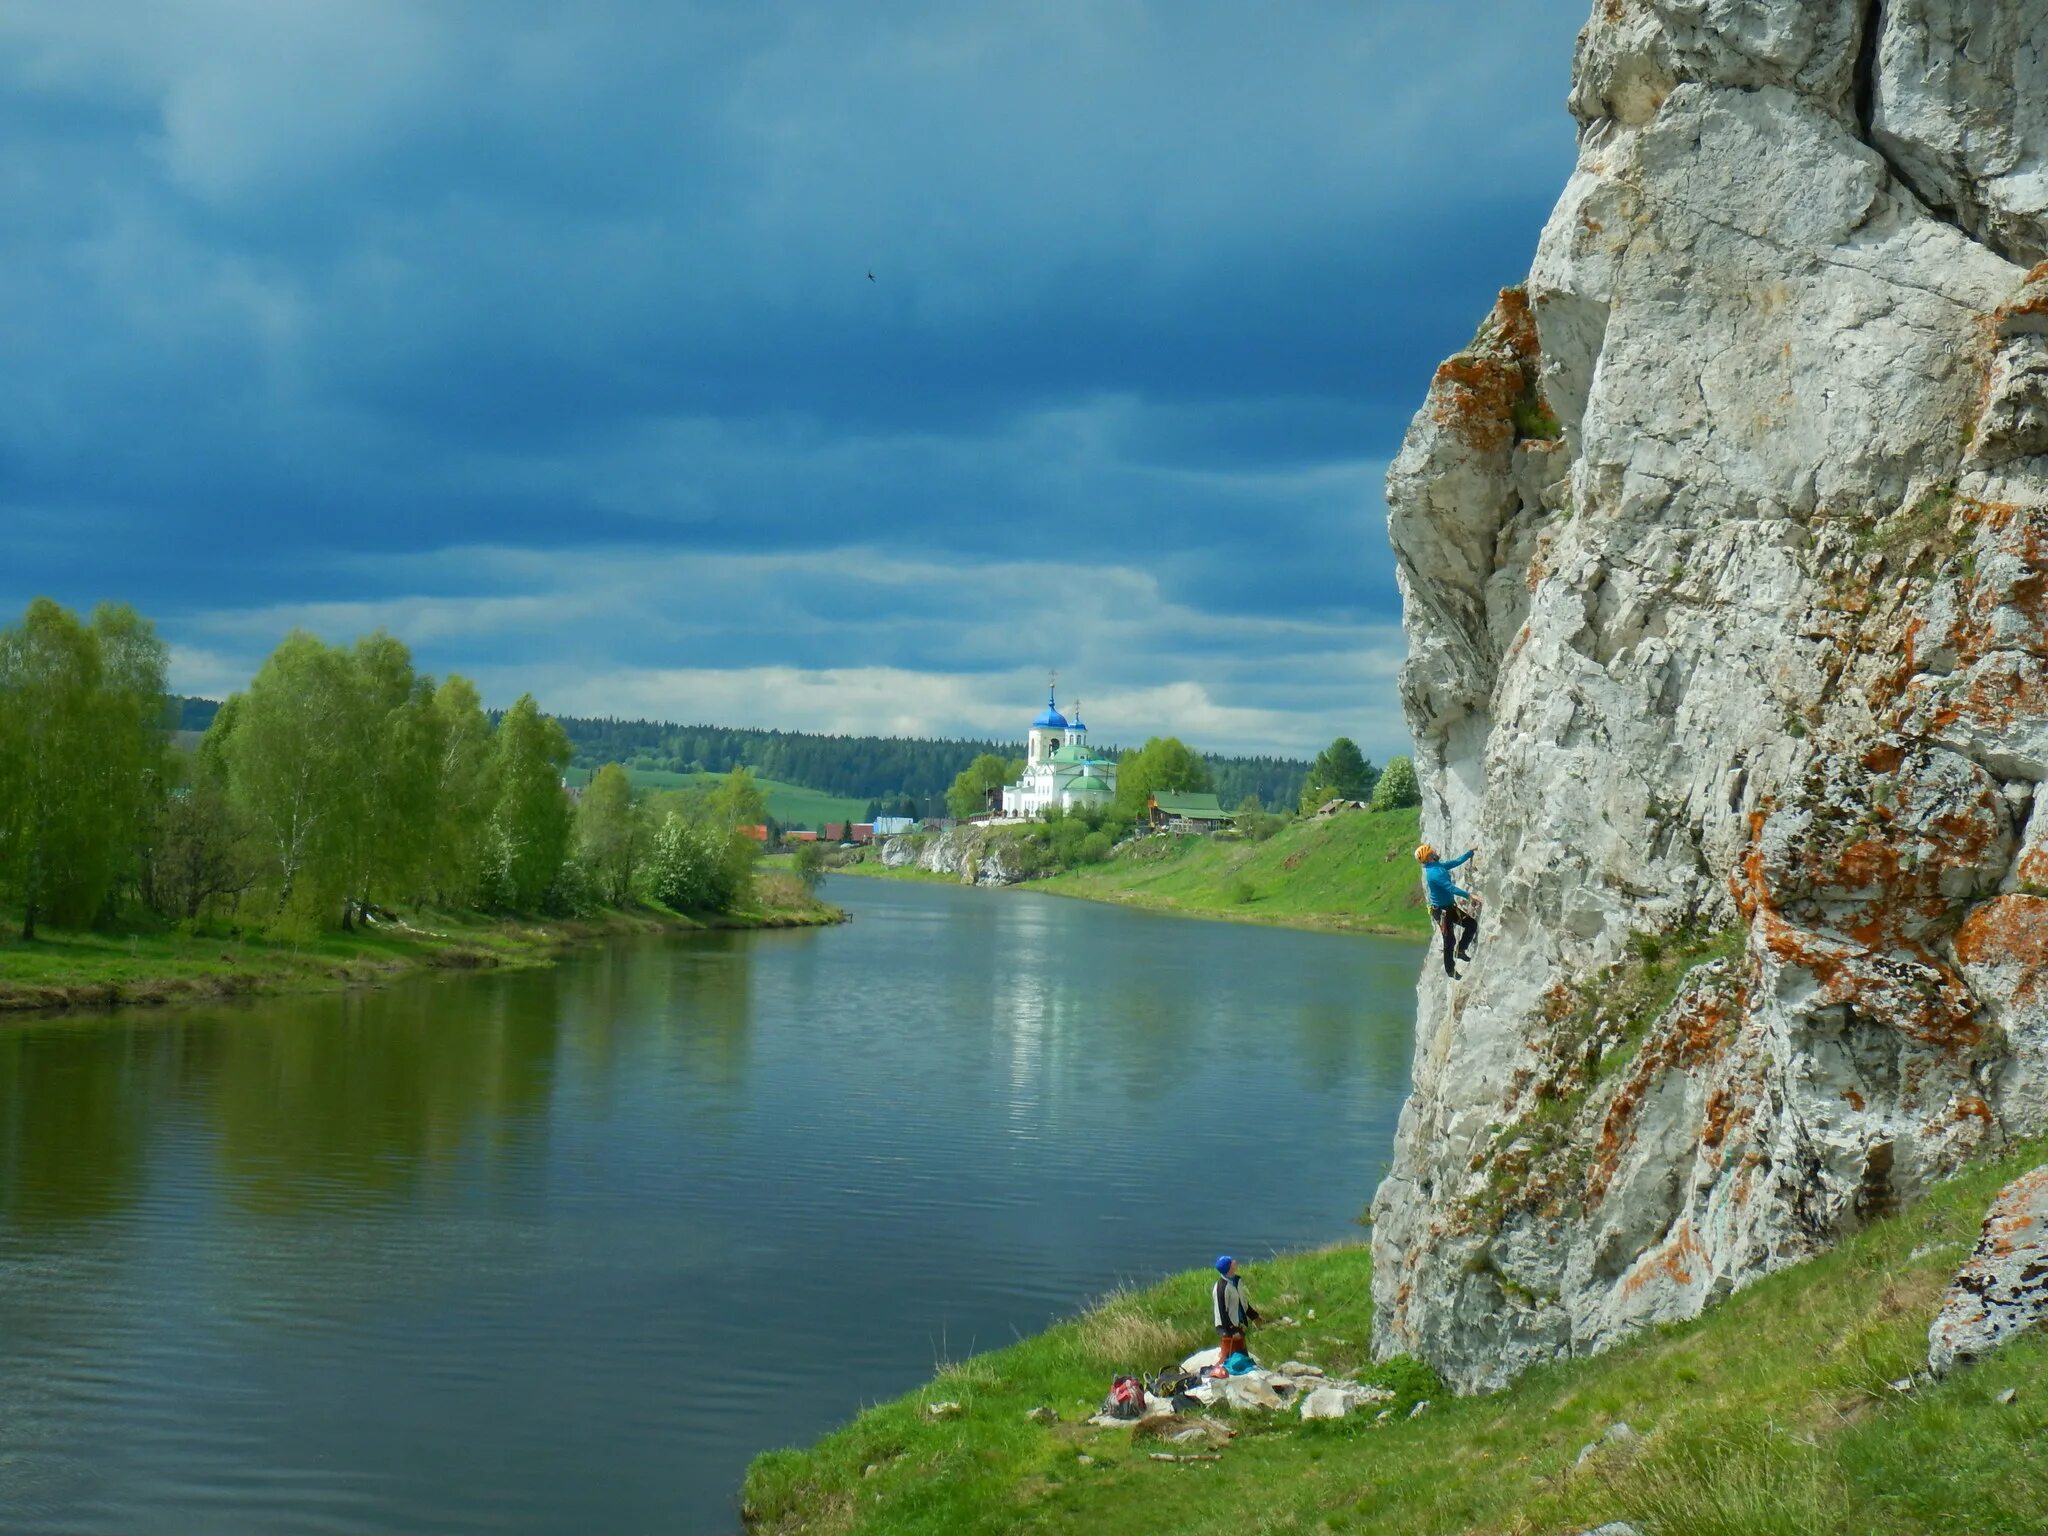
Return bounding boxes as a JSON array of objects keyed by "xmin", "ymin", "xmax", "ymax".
[{"xmin": 0, "ymin": 877, "xmax": 1418, "ymax": 1533}]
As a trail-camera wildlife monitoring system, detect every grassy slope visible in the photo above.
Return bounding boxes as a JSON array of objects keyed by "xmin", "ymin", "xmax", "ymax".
[
  {"xmin": 0, "ymin": 872, "xmax": 842, "ymax": 1014},
  {"xmin": 564, "ymin": 765, "xmax": 872, "ymax": 830},
  {"xmin": 744, "ymin": 1139, "xmax": 2048, "ymax": 1535},
  {"xmin": 1033, "ymin": 807, "xmax": 1433, "ymax": 937}
]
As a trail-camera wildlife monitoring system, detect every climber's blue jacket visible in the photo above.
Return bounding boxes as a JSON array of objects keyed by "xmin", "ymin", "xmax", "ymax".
[{"xmin": 1423, "ymin": 850, "xmax": 1474, "ymax": 908}]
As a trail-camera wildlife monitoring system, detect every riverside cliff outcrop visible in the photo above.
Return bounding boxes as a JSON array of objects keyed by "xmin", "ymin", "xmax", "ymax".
[
  {"xmin": 878, "ymin": 826, "xmax": 1034, "ymax": 885},
  {"xmin": 1372, "ymin": 0, "xmax": 2048, "ymax": 1393}
]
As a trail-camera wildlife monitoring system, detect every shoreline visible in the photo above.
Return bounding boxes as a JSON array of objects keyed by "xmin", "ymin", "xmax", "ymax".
[
  {"xmin": 741, "ymin": 1140, "xmax": 2048, "ymax": 1533},
  {"xmin": 0, "ymin": 889, "xmax": 846, "ymax": 1018},
  {"xmin": 1023, "ymin": 879, "xmax": 1423, "ymax": 937},
  {"xmin": 828, "ymin": 841, "xmax": 1431, "ymax": 940}
]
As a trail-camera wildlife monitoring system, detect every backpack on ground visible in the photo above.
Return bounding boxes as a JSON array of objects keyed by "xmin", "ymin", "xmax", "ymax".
[{"xmin": 1100, "ymin": 1375, "xmax": 1146, "ymax": 1420}]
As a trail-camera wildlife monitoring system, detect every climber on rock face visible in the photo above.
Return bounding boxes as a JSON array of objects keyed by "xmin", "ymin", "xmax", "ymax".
[{"xmin": 1416, "ymin": 843, "xmax": 1479, "ymax": 979}]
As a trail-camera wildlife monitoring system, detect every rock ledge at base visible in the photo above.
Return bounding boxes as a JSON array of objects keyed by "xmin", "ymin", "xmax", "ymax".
[{"xmin": 1929, "ymin": 1165, "xmax": 2048, "ymax": 1376}]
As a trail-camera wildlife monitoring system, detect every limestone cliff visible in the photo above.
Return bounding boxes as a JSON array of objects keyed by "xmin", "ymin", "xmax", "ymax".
[
  {"xmin": 878, "ymin": 825, "xmax": 1034, "ymax": 885},
  {"xmin": 1371, "ymin": 0, "xmax": 2048, "ymax": 1393}
]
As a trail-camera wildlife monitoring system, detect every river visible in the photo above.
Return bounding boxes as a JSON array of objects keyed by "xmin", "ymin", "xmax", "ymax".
[{"xmin": 0, "ymin": 877, "xmax": 1419, "ymax": 1532}]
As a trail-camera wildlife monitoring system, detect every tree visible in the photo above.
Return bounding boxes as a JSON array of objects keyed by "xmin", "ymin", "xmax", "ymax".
[
  {"xmin": 646, "ymin": 814, "xmax": 755, "ymax": 913},
  {"xmin": 1235, "ymin": 793, "xmax": 1284, "ymax": 843},
  {"xmin": 0, "ymin": 600, "xmax": 169, "ymax": 937},
  {"xmin": 945, "ymin": 753, "xmax": 1014, "ymax": 819},
  {"xmin": 1299, "ymin": 736, "xmax": 1377, "ymax": 813},
  {"xmin": 425, "ymin": 676, "xmax": 497, "ymax": 906},
  {"xmin": 791, "ymin": 839, "xmax": 827, "ymax": 894},
  {"xmin": 491, "ymin": 695, "xmax": 574, "ymax": 909},
  {"xmin": 340, "ymin": 632, "xmax": 442, "ymax": 924},
  {"xmin": 709, "ymin": 765, "xmax": 769, "ymax": 830},
  {"xmin": 219, "ymin": 632, "xmax": 366, "ymax": 923},
  {"xmin": 576, "ymin": 763, "xmax": 643, "ymax": 905},
  {"xmin": 147, "ymin": 777, "xmax": 257, "ymax": 921},
  {"xmin": 1113, "ymin": 736, "xmax": 1212, "ymax": 818},
  {"xmin": 1371, "ymin": 754, "xmax": 1421, "ymax": 811}
]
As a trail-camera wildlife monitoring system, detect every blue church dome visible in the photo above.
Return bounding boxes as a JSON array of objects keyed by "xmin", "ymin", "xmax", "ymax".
[{"xmin": 1032, "ymin": 685, "xmax": 1067, "ymax": 730}]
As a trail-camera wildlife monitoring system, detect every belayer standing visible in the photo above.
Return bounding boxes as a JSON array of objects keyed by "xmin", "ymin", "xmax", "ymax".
[
  {"xmin": 1416, "ymin": 843, "xmax": 1479, "ymax": 979},
  {"xmin": 1212, "ymin": 1255, "xmax": 1261, "ymax": 1364}
]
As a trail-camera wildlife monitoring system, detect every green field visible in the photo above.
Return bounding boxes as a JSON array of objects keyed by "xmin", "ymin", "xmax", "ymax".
[
  {"xmin": 564, "ymin": 765, "xmax": 871, "ymax": 831},
  {"xmin": 743, "ymin": 1139, "xmax": 2048, "ymax": 1535},
  {"xmin": 1034, "ymin": 806, "xmax": 1433, "ymax": 936}
]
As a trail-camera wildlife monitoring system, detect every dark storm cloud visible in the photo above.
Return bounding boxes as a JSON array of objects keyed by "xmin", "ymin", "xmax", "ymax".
[{"xmin": 0, "ymin": 0, "xmax": 1590, "ymax": 759}]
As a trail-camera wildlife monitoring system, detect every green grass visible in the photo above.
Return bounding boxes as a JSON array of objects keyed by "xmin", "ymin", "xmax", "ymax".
[
  {"xmin": 743, "ymin": 1140, "xmax": 2048, "ymax": 1535},
  {"xmin": 1032, "ymin": 807, "xmax": 1432, "ymax": 936},
  {"xmin": 564, "ymin": 766, "xmax": 872, "ymax": 831},
  {"xmin": 825, "ymin": 857, "xmax": 968, "ymax": 886},
  {"xmin": 0, "ymin": 877, "xmax": 842, "ymax": 1014}
]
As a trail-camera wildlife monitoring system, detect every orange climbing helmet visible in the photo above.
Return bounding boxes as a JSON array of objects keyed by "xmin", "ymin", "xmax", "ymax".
[{"xmin": 1414, "ymin": 843, "xmax": 1436, "ymax": 864}]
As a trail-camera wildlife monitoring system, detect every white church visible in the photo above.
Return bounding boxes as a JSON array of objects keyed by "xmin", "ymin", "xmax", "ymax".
[{"xmin": 999, "ymin": 684, "xmax": 1118, "ymax": 818}]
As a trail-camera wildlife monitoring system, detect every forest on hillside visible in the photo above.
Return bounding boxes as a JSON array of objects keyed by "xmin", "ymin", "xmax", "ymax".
[{"xmin": 175, "ymin": 700, "xmax": 1314, "ymax": 811}]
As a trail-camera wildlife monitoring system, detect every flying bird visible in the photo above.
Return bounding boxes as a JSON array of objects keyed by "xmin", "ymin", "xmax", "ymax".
[{"xmin": 867, "ymin": 270, "xmax": 876, "ymax": 282}]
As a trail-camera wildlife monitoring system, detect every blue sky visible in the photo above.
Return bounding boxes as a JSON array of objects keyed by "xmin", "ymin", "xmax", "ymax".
[{"xmin": 1, "ymin": 1, "xmax": 1588, "ymax": 762}]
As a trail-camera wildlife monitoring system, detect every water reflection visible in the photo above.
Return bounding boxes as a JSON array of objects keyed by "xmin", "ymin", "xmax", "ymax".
[
  {"xmin": 207, "ymin": 982, "xmax": 562, "ymax": 1217},
  {"xmin": 0, "ymin": 1025, "xmax": 155, "ymax": 1228},
  {"xmin": 0, "ymin": 881, "xmax": 1418, "ymax": 1534}
]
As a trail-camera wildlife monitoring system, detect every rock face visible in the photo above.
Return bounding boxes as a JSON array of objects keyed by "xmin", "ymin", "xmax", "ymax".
[
  {"xmin": 877, "ymin": 826, "xmax": 1031, "ymax": 885},
  {"xmin": 1372, "ymin": 0, "xmax": 2048, "ymax": 1393},
  {"xmin": 1928, "ymin": 1165, "xmax": 2048, "ymax": 1375}
]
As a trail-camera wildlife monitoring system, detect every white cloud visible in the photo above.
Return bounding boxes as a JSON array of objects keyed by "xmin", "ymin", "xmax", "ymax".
[{"xmin": 172, "ymin": 541, "xmax": 1415, "ymax": 759}]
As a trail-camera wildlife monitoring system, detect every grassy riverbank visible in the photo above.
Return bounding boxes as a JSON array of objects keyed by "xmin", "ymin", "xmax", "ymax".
[
  {"xmin": 743, "ymin": 1139, "xmax": 2048, "ymax": 1535},
  {"xmin": 0, "ymin": 872, "xmax": 843, "ymax": 1015},
  {"xmin": 829, "ymin": 809, "xmax": 1435, "ymax": 936},
  {"xmin": 1034, "ymin": 807, "xmax": 1432, "ymax": 936}
]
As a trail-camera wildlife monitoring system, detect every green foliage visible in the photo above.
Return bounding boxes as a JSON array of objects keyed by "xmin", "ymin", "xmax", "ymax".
[
  {"xmin": 144, "ymin": 776, "xmax": 256, "ymax": 921},
  {"xmin": 1512, "ymin": 393, "xmax": 1564, "ymax": 441},
  {"xmin": 1233, "ymin": 794, "xmax": 1287, "ymax": 843},
  {"xmin": 425, "ymin": 677, "xmax": 497, "ymax": 906},
  {"xmin": 1226, "ymin": 876, "xmax": 1255, "ymax": 905},
  {"xmin": 645, "ymin": 814, "xmax": 755, "ymax": 913},
  {"xmin": 708, "ymin": 765, "xmax": 769, "ymax": 831},
  {"xmin": 1113, "ymin": 736, "xmax": 1212, "ymax": 817},
  {"xmin": 1298, "ymin": 736, "xmax": 1377, "ymax": 812},
  {"xmin": 946, "ymin": 753, "xmax": 1016, "ymax": 819},
  {"xmin": 1003, "ymin": 804, "xmax": 1135, "ymax": 876},
  {"xmin": 1369, "ymin": 754, "xmax": 1421, "ymax": 811},
  {"xmin": 0, "ymin": 599, "xmax": 170, "ymax": 937},
  {"xmin": 1, "ymin": 604, "xmax": 775, "ymax": 935},
  {"xmin": 490, "ymin": 695, "xmax": 574, "ymax": 911},
  {"xmin": 790, "ymin": 839, "xmax": 828, "ymax": 893},
  {"xmin": 218, "ymin": 632, "xmax": 365, "ymax": 922},
  {"xmin": 575, "ymin": 764, "xmax": 644, "ymax": 906}
]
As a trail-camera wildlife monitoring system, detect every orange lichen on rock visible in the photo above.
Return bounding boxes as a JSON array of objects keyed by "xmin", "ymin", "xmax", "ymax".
[
  {"xmin": 1619, "ymin": 1218, "xmax": 1706, "ymax": 1299},
  {"xmin": 1426, "ymin": 287, "xmax": 1549, "ymax": 455},
  {"xmin": 1955, "ymin": 896, "xmax": 2048, "ymax": 984},
  {"xmin": 1992, "ymin": 265, "xmax": 2048, "ymax": 336},
  {"xmin": 1586, "ymin": 970, "xmax": 1748, "ymax": 1203}
]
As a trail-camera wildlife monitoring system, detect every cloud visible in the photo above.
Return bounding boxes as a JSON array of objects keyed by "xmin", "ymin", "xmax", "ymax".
[
  {"xmin": 175, "ymin": 541, "xmax": 1414, "ymax": 757},
  {"xmin": 0, "ymin": 0, "xmax": 1592, "ymax": 764}
]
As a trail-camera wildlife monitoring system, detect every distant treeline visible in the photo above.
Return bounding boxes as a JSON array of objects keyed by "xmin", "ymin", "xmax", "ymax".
[
  {"xmin": 3, "ymin": 606, "xmax": 764, "ymax": 941},
  {"xmin": 446, "ymin": 711, "xmax": 1305, "ymax": 811},
  {"xmin": 172, "ymin": 699, "xmax": 1316, "ymax": 822}
]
